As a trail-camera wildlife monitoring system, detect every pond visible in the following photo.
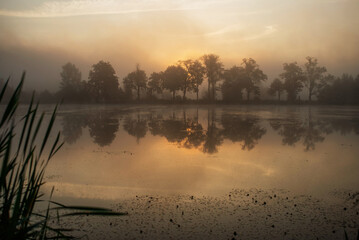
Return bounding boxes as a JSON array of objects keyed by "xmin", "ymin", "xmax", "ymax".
[{"xmin": 38, "ymin": 105, "xmax": 359, "ymax": 204}]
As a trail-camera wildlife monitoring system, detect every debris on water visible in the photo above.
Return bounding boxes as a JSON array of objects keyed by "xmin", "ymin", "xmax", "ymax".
[{"xmin": 57, "ymin": 189, "xmax": 359, "ymax": 239}]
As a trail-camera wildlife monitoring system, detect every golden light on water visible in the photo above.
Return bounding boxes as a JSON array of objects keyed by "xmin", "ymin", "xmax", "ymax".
[{"xmin": 41, "ymin": 106, "xmax": 359, "ymax": 202}]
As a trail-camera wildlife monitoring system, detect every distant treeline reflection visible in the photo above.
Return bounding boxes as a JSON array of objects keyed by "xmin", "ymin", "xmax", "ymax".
[{"xmin": 61, "ymin": 109, "xmax": 359, "ymax": 153}]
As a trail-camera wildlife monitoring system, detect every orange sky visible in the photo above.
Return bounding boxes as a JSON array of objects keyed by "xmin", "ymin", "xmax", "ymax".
[{"xmin": 0, "ymin": 0, "xmax": 358, "ymax": 91}]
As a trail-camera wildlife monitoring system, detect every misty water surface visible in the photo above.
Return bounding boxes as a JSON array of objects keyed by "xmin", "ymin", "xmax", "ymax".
[{"xmin": 39, "ymin": 105, "xmax": 359, "ymax": 203}]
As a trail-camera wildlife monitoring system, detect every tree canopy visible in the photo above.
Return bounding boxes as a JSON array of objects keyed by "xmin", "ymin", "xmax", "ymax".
[
  {"xmin": 241, "ymin": 58, "xmax": 267, "ymax": 101},
  {"xmin": 268, "ymin": 78, "xmax": 284, "ymax": 101},
  {"xmin": 280, "ymin": 62, "xmax": 304, "ymax": 102},
  {"xmin": 58, "ymin": 62, "xmax": 83, "ymax": 102},
  {"xmin": 163, "ymin": 65, "xmax": 187, "ymax": 101},
  {"xmin": 123, "ymin": 65, "xmax": 147, "ymax": 100},
  {"xmin": 88, "ymin": 60, "xmax": 119, "ymax": 103},
  {"xmin": 304, "ymin": 56, "xmax": 326, "ymax": 102},
  {"xmin": 202, "ymin": 54, "xmax": 223, "ymax": 101}
]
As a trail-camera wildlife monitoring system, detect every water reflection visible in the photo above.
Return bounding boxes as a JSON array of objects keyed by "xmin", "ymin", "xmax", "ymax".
[
  {"xmin": 269, "ymin": 117, "xmax": 325, "ymax": 151},
  {"xmin": 221, "ymin": 114, "xmax": 266, "ymax": 150},
  {"xmin": 203, "ymin": 109, "xmax": 223, "ymax": 154},
  {"xmin": 269, "ymin": 109, "xmax": 359, "ymax": 151},
  {"xmin": 61, "ymin": 107, "xmax": 359, "ymax": 152},
  {"xmin": 61, "ymin": 111, "xmax": 119, "ymax": 147},
  {"xmin": 148, "ymin": 111, "xmax": 208, "ymax": 151},
  {"xmin": 123, "ymin": 114, "xmax": 147, "ymax": 143},
  {"xmin": 88, "ymin": 112, "xmax": 119, "ymax": 147},
  {"xmin": 61, "ymin": 114, "xmax": 87, "ymax": 144}
]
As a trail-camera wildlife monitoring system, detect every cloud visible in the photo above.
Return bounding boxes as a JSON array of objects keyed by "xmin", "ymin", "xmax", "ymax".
[
  {"xmin": 204, "ymin": 23, "xmax": 244, "ymax": 37},
  {"xmin": 0, "ymin": 0, "xmax": 198, "ymax": 18},
  {"xmin": 242, "ymin": 25, "xmax": 278, "ymax": 41}
]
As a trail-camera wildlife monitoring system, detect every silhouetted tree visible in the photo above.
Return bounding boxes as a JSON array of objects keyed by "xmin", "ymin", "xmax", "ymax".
[
  {"xmin": 147, "ymin": 72, "xmax": 163, "ymax": 99},
  {"xmin": 163, "ymin": 65, "xmax": 187, "ymax": 101},
  {"xmin": 123, "ymin": 65, "xmax": 147, "ymax": 100},
  {"xmin": 178, "ymin": 60, "xmax": 193, "ymax": 100},
  {"xmin": 280, "ymin": 62, "xmax": 304, "ymax": 102},
  {"xmin": 58, "ymin": 62, "xmax": 83, "ymax": 102},
  {"xmin": 268, "ymin": 78, "xmax": 284, "ymax": 101},
  {"xmin": 221, "ymin": 66, "xmax": 245, "ymax": 102},
  {"xmin": 123, "ymin": 74, "xmax": 134, "ymax": 100},
  {"xmin": 188, "ymin": 60, "xmax": 206, "ymax": 102},
  {"xmin": 202, "ymin": 54, "xmax": 223, "ymax": 102},
  {"xmin": 303, "ymin": 57, "xmax": 326, "ymax": 102},
  {"xmin": 317, "ymin": 74, "xmax": 359, "ymax": 104},
  {"xmin": 241, "ymin": 58, "xmax": 267, "ymax": 101},
  {"xmin": 88, "ymin": 61, "xmax": 119, "ymax": 103},
  {"xmin": 316, "ymin": 74, "xmax": 336, "ymax": 103},
  {"xmin": 179, "ymin": 59, "xmax": 206, "ymax": 101}
]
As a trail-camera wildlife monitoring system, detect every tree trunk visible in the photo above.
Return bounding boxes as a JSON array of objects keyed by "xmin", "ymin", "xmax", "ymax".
[
  {"xmin": 247, "ymin": 90, "xmax": 250, "ymax": 101},
  {"xmin": 208, "ymin": 80, "xmax": 211, "ymax": 101},
  {"xmin": 137, "ymin": 86, "xmax": 140, "ymax": 100},
  {"xmin": 172, "ymin": 90, "xmax": 175, "ymax": 101},
  {"xmin": 278, "ymin": 91, "xmax": 281, "ymax": 101},
  {"xmin": 196, "ymin": 81, "xmax": 199, "ymax": 102},
  {"xmin": 183, "ymin": 88, "xmax": 186, "ymax": 101},
  {"xmin": 212, "ymin": 82, "xmax": 216, "ymax": 102},
  {"xmin": 308, "ymin": 90, "xmax": 312, "ymax": 103}
]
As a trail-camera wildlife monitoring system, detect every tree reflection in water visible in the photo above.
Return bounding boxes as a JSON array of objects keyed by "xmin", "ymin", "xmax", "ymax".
[
  {"xmin": 221, "ymin": 114, "xmax": 266, "ymax": 150},
  {"xmin": 148, "ymin": 111, "xmax": 206, "ymax": 150},
  {"xmin": 61, "ymin": 107, "xmax": 359, "ymax": 152},
  {"xmin": 88, "ymin": 112, "xmax": 119, "ymax": 147},
  {"xmin": 268, "ymin": 109, "xmax": 359, "ymax": 151},
  {"xmin": 203, "ymin": 109, "xmax": 223, "ymax": 154},
  {"xmin": 123, "ymin": 114, "xmax": 148, "ymax": 143},
  {"xmin": 61, "ymin": 113, "xmax": 88, "ymax": 144}
]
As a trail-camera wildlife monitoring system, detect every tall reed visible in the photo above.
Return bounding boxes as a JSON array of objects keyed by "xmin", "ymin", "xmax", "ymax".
[{"xmin": 0, "ymin": 73, "xmax": 126, "ymax": 239}]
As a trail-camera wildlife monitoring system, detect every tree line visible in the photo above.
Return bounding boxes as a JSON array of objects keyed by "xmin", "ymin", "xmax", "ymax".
[{"xmin": 1, "ymin": 54, "xmax": 358, "ymax": 104}]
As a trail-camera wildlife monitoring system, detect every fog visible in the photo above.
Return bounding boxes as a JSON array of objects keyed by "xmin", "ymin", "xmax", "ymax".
[{"xmin": 0, "ymin": 0, "xmax": 358, "ymax": 92}]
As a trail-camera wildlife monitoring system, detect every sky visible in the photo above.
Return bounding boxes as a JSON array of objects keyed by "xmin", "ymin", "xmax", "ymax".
[{"xmin": 0, "ymin": 0, "xmax": 358, "ymax": 91}]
